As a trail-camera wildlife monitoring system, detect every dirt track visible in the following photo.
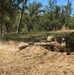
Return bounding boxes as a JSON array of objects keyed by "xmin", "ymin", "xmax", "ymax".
[
  {"xmin": 49, "ymin": 30, "xmax": 74, "ymax": 33},
  {"xmin": 0, "ymin": 41, "xmax": 74, "ymax": 75}
]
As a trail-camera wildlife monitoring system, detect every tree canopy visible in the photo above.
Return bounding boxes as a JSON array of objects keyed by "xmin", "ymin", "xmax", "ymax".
[{"xmin": 0, "ymin": 0, "xmax": 74, "ymax": 35}]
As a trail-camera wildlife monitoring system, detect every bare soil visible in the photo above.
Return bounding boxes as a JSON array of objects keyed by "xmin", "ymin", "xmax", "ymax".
[
  {"xmin": 49, "ymin": 29, "xmax": 74, "ymax": 33},
  {"xmin": 0, "ymin": 40, "xmax": 74, "ymax": 75}
]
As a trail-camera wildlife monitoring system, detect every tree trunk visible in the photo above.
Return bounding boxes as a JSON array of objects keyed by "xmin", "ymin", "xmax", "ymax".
[
  {"xmin": 17, "ymin": 12, "xmax": 22, "ymax": 33},
  {"xmin": 17, "ymin": 0, "xmax": 28, "ymax": 33},
  {"xmin": 0, "ymin": 1, "xmax": 2, "ymax": 35},
  {"xmin": 5, "ymin": 23, "xmax": 10, "ymax": 33},
  {"xmin": 65, "ymin": 17, "xmax": 68, "ymax": 29},
  {"xmin": 0, "ymin": 18, "xmax": 2, "ymax": 35}
]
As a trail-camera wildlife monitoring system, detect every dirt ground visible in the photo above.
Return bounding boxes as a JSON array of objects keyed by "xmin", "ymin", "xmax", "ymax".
[
  {"xmin": 49, "ymin": 29, "xmax": 74, "ymax": 33},
  {"xmin": 0, "ymin": 40, "xmax": 74, "ymax": 75}
]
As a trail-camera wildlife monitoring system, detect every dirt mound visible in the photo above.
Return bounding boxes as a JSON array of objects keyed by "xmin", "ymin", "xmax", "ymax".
[
  {"xmin": 18, "ymin": 46, "xmax": 49, "ymax": 57},
  {"xmin": 0, "ymin": 42, "xmax": 74, "ymax": 75},
  {"xmin": 16, "ymin": 46, "xmax": 74, "ymax": 75}
]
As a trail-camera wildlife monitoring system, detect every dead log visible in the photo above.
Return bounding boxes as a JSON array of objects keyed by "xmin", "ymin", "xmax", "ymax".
[
  {"xmin": 18, "ymin": 42, "xmax": 29, "ymax": 50},
  {"xmin": 19, "ymin": 45, "xmax": 29, "ymax": 50}
]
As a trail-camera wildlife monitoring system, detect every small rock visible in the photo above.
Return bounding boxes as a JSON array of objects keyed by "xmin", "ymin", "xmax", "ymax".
[
  {"xmin": 58, "ymin": 64, "xmax": 62, "ymax": 67},
  {"xmin": 18, "ymin": 42, "xmax": 29, "ymax": 50},
  {"xmin": 63, "ymin": 52, "xmax": 67, "ymax": 55},
  {"xmin": 50, "ymin": 63, "xmax": 54, "ymax": 66},
  {"xmin": 8, "ymin": 40, "xmax": 15, "ymax": 44},
  {"xmin": 47, "ymin": 36, "xmax": 53, "ymax": 42},
  {"xmin": 66, "ymin": 63, "xmax": 70, "ymax": 66},
  {"xmin": 61, "ymin": 42, "xmax": 66, "ymax": 47}
]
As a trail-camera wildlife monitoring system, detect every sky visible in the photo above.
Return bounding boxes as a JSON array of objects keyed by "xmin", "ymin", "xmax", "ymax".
[
  {"xmin": 30, "ymin": 0, "xmax": 74, "ymax": 6},
  {"xmin": 29, "ymin": 0, "xmax": 74, "ymax": 15}
]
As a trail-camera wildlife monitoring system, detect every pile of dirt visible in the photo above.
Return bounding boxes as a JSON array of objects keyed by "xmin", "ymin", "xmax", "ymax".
[{"xmin": 0, "ymin": 42, "xmax": 74, "ymax": 75}]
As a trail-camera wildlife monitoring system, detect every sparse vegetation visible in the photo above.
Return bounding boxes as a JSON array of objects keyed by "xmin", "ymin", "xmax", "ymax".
[
  {"xmin": 0, "ymin": 0, "xmax": 74, "ymax": 75},
  {"xmin": 0, "ymin": 0, "xmax": 74, "ymax": 35}
]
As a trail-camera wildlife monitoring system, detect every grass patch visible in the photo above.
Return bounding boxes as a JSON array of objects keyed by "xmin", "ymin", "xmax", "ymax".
[{"xmin": 0, "ymin": 32, "xmax": 69, "ymax": 42}]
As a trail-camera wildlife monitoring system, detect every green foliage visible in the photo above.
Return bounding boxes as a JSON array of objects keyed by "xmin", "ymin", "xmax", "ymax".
[
  {"xmin": 67, "ymin": 32, "xmax": 74, "ymax": 43},
  {"xmin": 22, "ymin": 1, "xmax": 43, "ymax": 32},
  {"xmin": 67, "ymin": 17, "xmax": 74, "ymax": 29},
  {"xmin": 0, "ymin": 0, "xmax": 74, "ymax": 35}
]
